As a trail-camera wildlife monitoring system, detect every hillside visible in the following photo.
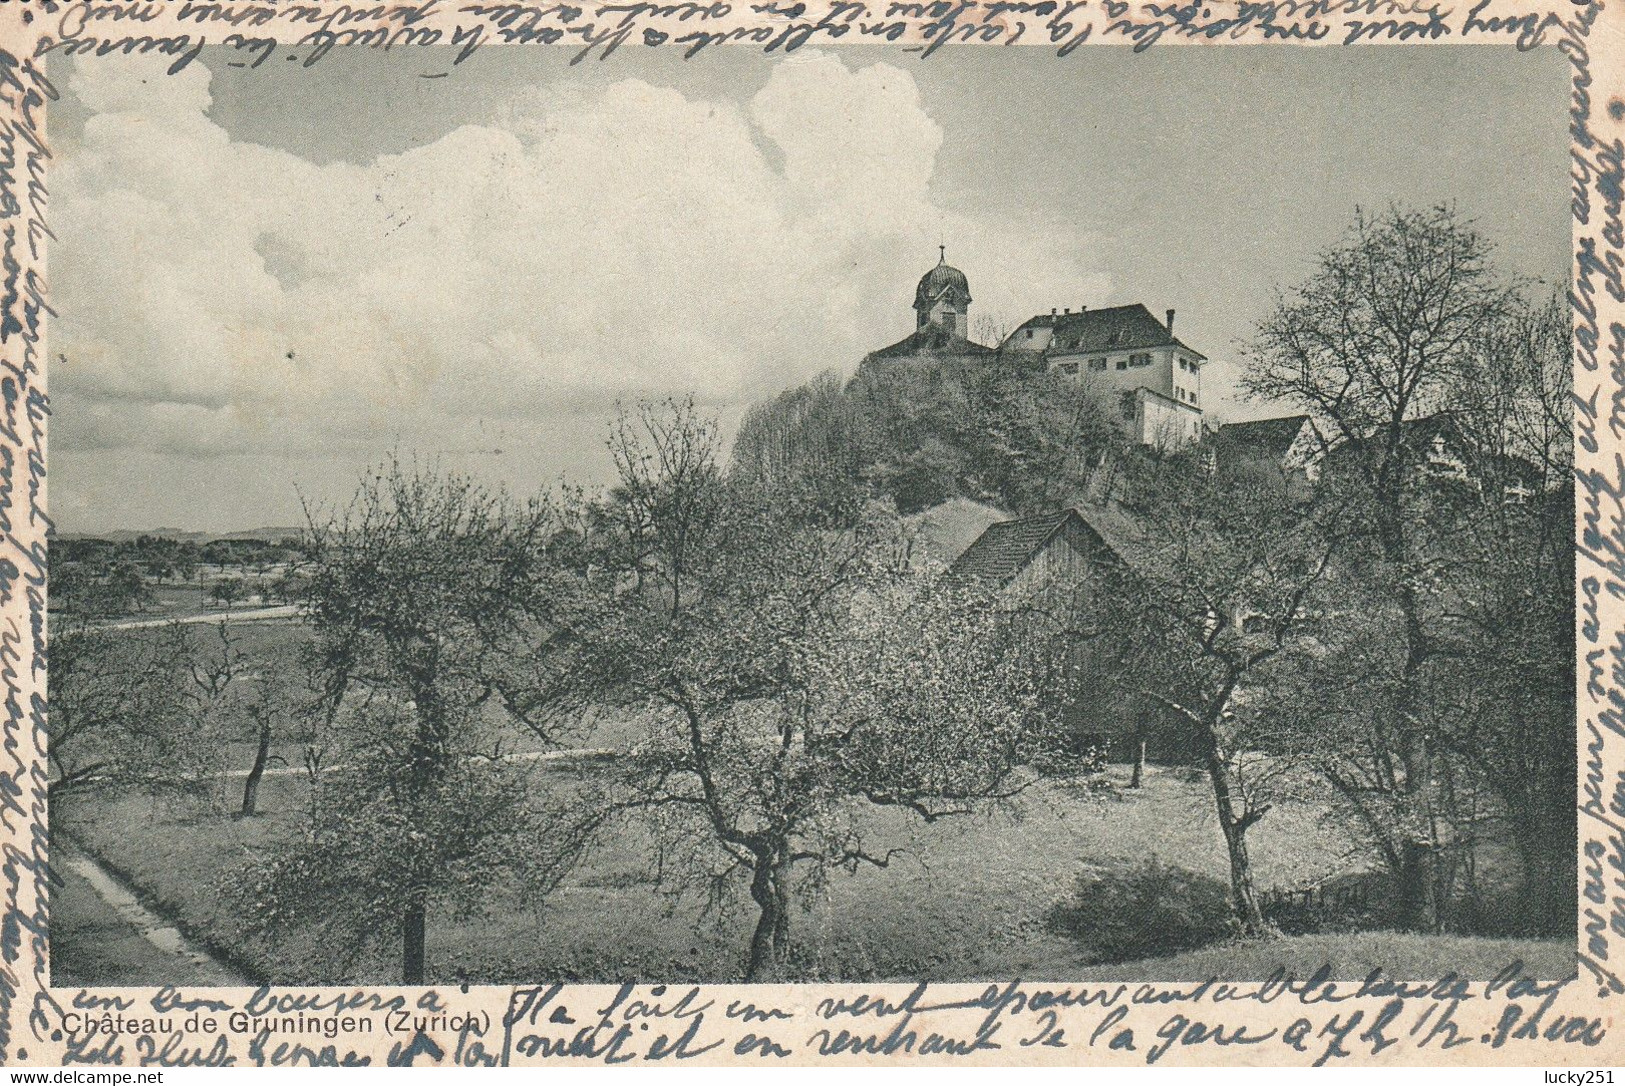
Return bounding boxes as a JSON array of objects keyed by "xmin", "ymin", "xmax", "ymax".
[
  {"xmin": 903, "ymin": 496, "xmax": 1009, "ymax": 567},
  {"xmin": 731, "ymin": 357, "xmax": 1124, "ymax": 518}
]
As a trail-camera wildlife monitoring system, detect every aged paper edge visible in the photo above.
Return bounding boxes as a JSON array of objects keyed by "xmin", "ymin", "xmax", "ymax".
[{"xmin": 0, "ymin": 0, "xmax": 1621, "ymax": 1068}]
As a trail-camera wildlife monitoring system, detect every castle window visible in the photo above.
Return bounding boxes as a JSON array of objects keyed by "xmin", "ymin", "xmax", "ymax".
[
  {"xmin": 1089, "ymin": 358, "xmax": 1107, "ymax": 372},
  {"xmin": 1058, "ymin": 361, "xmax": 1079, "ymax": 376},
  {"xmin": 1116, "ymin": 358, "xmax": 1128, "ymax": 371},
  {"xmin": 1130, "ymin": 353, "xmax": 1152, "ymax": 367}
]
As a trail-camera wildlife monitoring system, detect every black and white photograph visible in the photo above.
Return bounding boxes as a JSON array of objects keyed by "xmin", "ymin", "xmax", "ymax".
[{"xmin": 43, "ymin": 39, "xmax": 1579, "ymax": 996}]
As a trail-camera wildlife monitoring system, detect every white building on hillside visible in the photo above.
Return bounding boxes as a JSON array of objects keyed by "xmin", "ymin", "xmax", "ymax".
[{"xmin": 1003, "ymin": 304, "xmax": 1206, "ymax": 449}]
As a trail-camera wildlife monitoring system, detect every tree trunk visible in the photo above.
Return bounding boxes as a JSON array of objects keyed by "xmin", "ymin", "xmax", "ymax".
[
  {"xmin": 1130, "ymin": 733, "xmax": 1146, "ymax": 789},
  {"xmin": 240, "ymin": 715, "xmax": 272, "ymax": 818},
  {"xmin": 1379, "ymin": 502, "xmax": 1448, "ymax": 935},
  {"xmin": 772, "ymin": 873, "xmax": 791, "ymax": 967},
  {"xmin": 400, "ymin": 679, "xmax": 446, "ymax": 987},
  {"xmin": 744, "ymin": 858, "xmax": 788, "ymax": 982},
  {"xmin": 1395, "ymin": 839, "xmax": 1439, "ymax": 933},
  {"xmin": 1205, "ymin": 748, "xmax": 1268, "ymax": 936},
  {"xmin": 402, "ymin": 896, "xmax": 427, "ymax": 985},
  {"xmin": 1514, "ymin": 821, "xmax": 1571, "ymax": 935}
]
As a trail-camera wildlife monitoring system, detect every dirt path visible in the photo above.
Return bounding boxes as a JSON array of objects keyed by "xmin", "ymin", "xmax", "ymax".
[
  {"xmin": 95, "ymin": 605, "xmax": 301, "ymax": 631},
  {"xmin": 52, "ymin": 842, "xmax": 251, "ymax": 987},
  {"xmin": 217, "ymin": 746, "xmax": 618, "ymax": 781}
]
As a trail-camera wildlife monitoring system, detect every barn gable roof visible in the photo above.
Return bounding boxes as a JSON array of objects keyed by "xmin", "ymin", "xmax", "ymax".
[
  {"xmin": 905, "ymin": 497, "xmax": 1010, "ymax": 567},
  {"xmin": 949, "ymin": 505, "xmax": 1147, "ymax": 586},
  {"xmin": 1213, "ymin": 414, "xmax": 1315, "ymax": 463},
  {"xmin": 949, "ymin": 510, "xmax": 1078, "ymax": 583}
]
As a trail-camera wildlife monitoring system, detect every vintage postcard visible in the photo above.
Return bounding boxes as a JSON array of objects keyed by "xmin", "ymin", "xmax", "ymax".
[{"xmin": 0, "ymin": 0, "xmax": 1620, "ymax": 1070}]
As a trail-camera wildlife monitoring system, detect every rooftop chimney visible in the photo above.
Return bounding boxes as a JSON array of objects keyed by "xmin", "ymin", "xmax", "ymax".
[
  {"xmin": 1050, "ymin": 308, "xmax": 1057, "ymax": 316},
  {"xmin": 1166, "ymin": 309, "xmax": 1176, "ymax": 334},
  {"xmin": 1063, "ymin": 307, "xmax": 1071, "ymax": 315}
]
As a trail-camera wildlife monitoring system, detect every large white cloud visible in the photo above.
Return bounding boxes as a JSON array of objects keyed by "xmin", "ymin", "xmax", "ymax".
[{"xmin": 52, "ymin": 51, "xmax": 1111, "ymax": 460}]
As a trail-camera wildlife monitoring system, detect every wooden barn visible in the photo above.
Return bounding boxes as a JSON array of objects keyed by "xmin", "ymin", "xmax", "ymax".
[
  {"xmin": 947, "ymin": 506, "xmax": 1193, "ymax": 772},
  {"xmin": 947, "ymin": 506, "xmax": 1134, "ymax": 599}
]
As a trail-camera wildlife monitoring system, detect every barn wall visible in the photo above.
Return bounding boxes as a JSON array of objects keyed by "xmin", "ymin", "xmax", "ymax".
[{"xmin": 998, "ymin": 519, "xmax": 1201, "ymax": 766}]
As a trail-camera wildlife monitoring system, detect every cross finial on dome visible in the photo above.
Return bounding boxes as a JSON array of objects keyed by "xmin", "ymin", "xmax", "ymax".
[{"xmin": 914, "ymin": 250, "xmax": 970, "ymax": 336}]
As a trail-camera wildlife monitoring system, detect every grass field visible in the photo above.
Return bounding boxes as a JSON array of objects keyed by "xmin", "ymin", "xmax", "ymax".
[
  {"xmin": 51, "ymin": 616, "xmax": 1568, "ymax": 985},
  {"xmin": 52, "ymin": 760, "xmax": 1567, "ymax": 987},
  {"xmin": 73, "ymin": 578, "xmax": 285, "ymax": 625},
  {"xmin": 51, "ymin": 862, "xmax": 210, "ymax": 988},
  {"xmin": 1069, "ymin": 931, "xmax": 1573, "ymax": 982}
]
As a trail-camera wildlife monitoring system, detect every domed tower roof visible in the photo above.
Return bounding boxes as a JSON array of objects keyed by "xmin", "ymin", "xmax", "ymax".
[{"xmin": 914, "ymin": 247, "xmax": 971, "ymax": 312}]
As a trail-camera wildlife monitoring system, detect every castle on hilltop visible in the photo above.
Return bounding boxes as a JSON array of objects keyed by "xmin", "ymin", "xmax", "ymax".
[{"xmin": 867, "ymin": 251, "xmax": 1207, "ymax": 450}]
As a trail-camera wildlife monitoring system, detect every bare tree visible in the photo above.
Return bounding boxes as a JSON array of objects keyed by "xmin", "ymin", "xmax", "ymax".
[
  {"xmin": 236, "ymin": 656, "xmax": 324, "ymax": 820},
  {"xmin": 605, "ymin": 397, "xmax": 726, "ymax": 616},
  {"xmin": 973, "ymin": 312, "xmax": 1014, "ymax": 349},
  {"xmin": 1243, "ymin": 204, "xmax": 1517, "ymax": 930},
  {"xmin": 1088, "ymin": 461, "xmax": 1342, "ymax": 936},
  {"xmin": 1423, "ymin": 291, "xmax": 1575, "ymax": 932},
  {"xmin": 46, "ymin": 619, "xmax": 218, "ymax": 799},
  {"xmin": 235, "ymin": 461, "xmax": 568, "ymax": 984},
  {"xmin": 546, "ymin": 402, "xmax": 1060, "ymax": 980}
]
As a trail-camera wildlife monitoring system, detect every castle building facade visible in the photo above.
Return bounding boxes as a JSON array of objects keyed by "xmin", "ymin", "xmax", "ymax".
[
  {"xmin": 869, "ymin": 253, "xmax": 1207, "ymax": 450},
  {"xmin": 1002, "ymin": 305, "xmax": 1206, "ymax": 449}
]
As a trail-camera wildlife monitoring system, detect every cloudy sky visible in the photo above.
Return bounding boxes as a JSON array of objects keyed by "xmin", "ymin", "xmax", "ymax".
[{"xmin": 49, "ymin": 44, "xmax": 1569, "ymax": 534}]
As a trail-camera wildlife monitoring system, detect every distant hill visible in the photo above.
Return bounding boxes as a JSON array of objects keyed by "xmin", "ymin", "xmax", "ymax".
[
  {"xmin": 217, "ymin": 527, "xmax": 306, "ymax": 542},
  {"xmin": 58, "ymin": 527, "xmax": 305, "ymax": 544}
]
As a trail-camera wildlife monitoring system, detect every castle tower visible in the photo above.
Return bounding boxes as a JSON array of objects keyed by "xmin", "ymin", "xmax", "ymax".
[{"xmin": 914, "ymin": 247, "xmax": 971, "ymax": 338}]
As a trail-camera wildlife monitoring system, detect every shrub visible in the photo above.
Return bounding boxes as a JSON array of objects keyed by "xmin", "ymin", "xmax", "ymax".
[
  {"xmin": 1045, "ymin": 857, "xmax": 1238, "ymax": 963},
  {"xmin": 1261, "ymin": 871, "xmax": 1397, "ymax": 935}
]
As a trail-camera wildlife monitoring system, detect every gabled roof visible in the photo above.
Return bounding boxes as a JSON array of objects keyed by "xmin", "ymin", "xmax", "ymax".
[
  {"xmin": 1213, "ymin": 415, "xmax": 1315, "ymax": 461},
  {"xmin": 1323, "ymin": 412, "xmax": 1545, "ymax": 489},
  {"xmin": 1016, "ymin": 304, "xmax": 1205, "ymax": 361},
  {"xmin": 949, "ymin": 510, "xmax": 1080, "ymax": 583},
  {"xmin": 1069, "ymin": 502, "xmax": 1154, "ymax": 573},
  {"xmin": 869, "ymin": 326, "xmax": 995, "ymax": 360},
  {"xmin": 1395, "ymin": 412, "xmax": 1465, "ymax": 447},
  {"xmin": 1393, "ymin": 414, "xmax": 1542, "ymax": 485},
  {"xmin": 948, "ymin": 505, "xmax": 1152, "ymax": 586},
  {"xmin": 1138, "ymin": 386, "xmax": 1201, "ymax": 415},
  {"xmin": 1324, "ymin": 413, "xmax": 1463, "ymax": 465}
]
